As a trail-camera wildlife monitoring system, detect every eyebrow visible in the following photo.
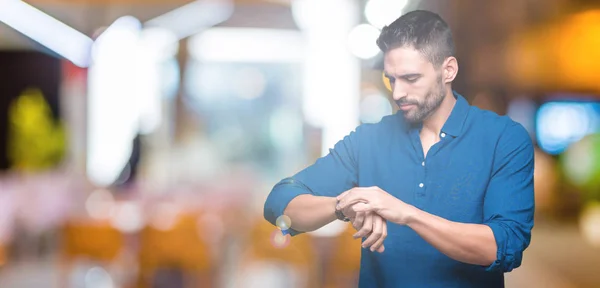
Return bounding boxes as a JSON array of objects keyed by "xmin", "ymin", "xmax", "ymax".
[{"xmin": 384, "ymin": 72, "xmax": 422, "ymax": 79}]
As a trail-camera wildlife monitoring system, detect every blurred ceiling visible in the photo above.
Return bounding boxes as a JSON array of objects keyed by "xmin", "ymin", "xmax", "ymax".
[{"xmin": 0, "ymin": 0, "xmax": 295, "ymax": 49}]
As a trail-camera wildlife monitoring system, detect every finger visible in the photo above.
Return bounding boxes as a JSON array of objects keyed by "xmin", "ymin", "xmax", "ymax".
[
  {"xmin": 352, "ymin": 212, "xmax": 365, "ymax": 230},
  {"xmin": 338, "ymin": 196, "xmax": 368, "ymax": 210},
  {"xmin": 372, "ymin": 220, "xmax": 388, "ymax": 253},
  {"xmin": 352, "ymin": 203, "xmax": 372, "ymax": 213},
  {"xmin": 354, "ymin": 212, "xmax": 373, "ymax": 239},
  {"xmin": 362, "ymin": 215, "xmax": 383, "ymax": 249}
]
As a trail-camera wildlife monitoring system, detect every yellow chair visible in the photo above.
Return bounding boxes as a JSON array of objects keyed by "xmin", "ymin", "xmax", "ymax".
[
  {"xmin": 137, "ymin": 213, "xmax": 214, "ymax": 288},
  {"xmin": 60, "ymin": 220, "xmax": 125, "ymax": 287}
]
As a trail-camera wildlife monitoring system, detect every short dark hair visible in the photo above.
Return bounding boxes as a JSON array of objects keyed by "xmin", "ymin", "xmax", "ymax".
[{"xmin": 376, "ymin": 10, "xmax": 454, "ymax": 67}]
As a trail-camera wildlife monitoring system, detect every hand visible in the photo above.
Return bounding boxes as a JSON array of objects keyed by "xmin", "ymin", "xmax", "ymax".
[
  {"xmin": 337, "ymin": 186, "xmax": 417, "ymax": 225},
  {"xmin": 351, "ymin": 211, "xmax": 387, "ymax": 253}
]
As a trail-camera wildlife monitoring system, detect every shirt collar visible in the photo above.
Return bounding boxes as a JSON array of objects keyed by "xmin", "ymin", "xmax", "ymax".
[
  {"xmin": 399, "ymin": 90, "xmax": 470, "ymax": 137},
  {"xmin": 441, "ymin": 91, "xmax": 470, "ymax": 137}
]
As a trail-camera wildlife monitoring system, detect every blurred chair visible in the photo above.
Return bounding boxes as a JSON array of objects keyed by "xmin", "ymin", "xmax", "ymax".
[
  {"xmin": 235, "ymin": 218, "xmax": 319, "ymax": 288},
  {"xmin": 60, "ymin": 220, "xmax": 125, "ymax": 287},
  {"xmin": 137, "ymin": 212, "xmax": 214, "ymax": 288},
  {"xmin": 323, "ymin": 223, "xmax": 362, "ymax": 288}
]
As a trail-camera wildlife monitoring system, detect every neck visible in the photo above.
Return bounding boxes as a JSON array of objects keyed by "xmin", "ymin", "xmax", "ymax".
[{"xmin": 422, "ymin": 88, "xmax": 456, "ymax": 134}]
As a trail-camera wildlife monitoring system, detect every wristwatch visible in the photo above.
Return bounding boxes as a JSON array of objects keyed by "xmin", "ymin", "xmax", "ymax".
[{"xmin": 335, "ymin": 200, "xmax": 350, "ymax": 222}]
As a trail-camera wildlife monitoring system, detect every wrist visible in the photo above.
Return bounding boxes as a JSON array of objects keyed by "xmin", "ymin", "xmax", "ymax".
[{"xmin": 403, "ymin": 205, "xmax": 421, "ymax": 226}]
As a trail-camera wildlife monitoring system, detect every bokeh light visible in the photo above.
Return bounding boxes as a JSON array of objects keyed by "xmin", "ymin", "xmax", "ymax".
[
  {"xmin": 109, "ymin": 201, "xmax": 144, "ymax": 233},
  {"xmin": 365, "ymin": 0, "xmax": 409, "ymax": 29},
  {"xmin": 270, "ymin": 229, "xmax": 291, "ymax": 249},
  {"xmin": 360, "ymin": 92, "xmax": 393, "ymax": 124},
  {"xmin": 84, "ymin": 266, "xmax": 114, "ymax": 288},
  {"xmin": 536, "ymin": 102, "xmax": 599, "ymax": 155},
  {"xmin": 149, "ymin": 202, "xmax": 181, "ymax": 231},
  {"xmin": 85, "ymin": 189, "xmax": 115, "ymax": 220},
  {"xmin": 580, "ymin": 202, "xmax": 600, "ymax": 248},
  {"xmin": 275, "ymin": 215, "xmax": 292, "ymax": 231},
  {"xmin": 347, "ymin": 24, "xmax": 381, "ymax": 59},
  {"xmin": 561, "ymin": 134, "xmax": 600, "ymax": 199}
]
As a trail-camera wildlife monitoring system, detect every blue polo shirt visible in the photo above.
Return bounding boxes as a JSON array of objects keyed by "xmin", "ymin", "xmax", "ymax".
[{"xmin": 264, "ymin": 92, "xmax": 534, "ymax": 287}]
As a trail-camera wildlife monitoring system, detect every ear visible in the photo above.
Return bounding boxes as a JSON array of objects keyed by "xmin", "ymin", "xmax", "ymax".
[{"xmin": 442, "ymin": 56, "xmax": 458, "ymax": 83}]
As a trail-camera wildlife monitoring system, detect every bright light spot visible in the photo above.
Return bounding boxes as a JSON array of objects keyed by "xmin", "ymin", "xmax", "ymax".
[
  {"xmin": 110, "ymin": 201, "xmax": 144, "ymax": 233},
  {"xmin": 150, "ymin": 203, "xmax": 180, "ymax": 231},
  {"xmin": 139, "ymin": 27, "xmax": 179, "ymax": 62},
  {"xmin": 84, "ymin": 266, "xmax": 114, "ymax": 288},
  {"xmin": 291, "ymin": 0, "xmax": 355, "ymax": 31},
  {"xmin": 308, "ymin": 220, "xmax": 347, "ymax": 237},
  {"xmin": 348, "ymin": 24, "xmax": 381, "ymax": 59},
  {"xmin": 360, "ymin": 92, "xmax": 392, "ymax": 123},
  {"xmin": 270, "ymin": 229, "xmax": 291, "ymax": 249},
  {"xmin": 233, "ymin": 67, "xmax": 267, "ymax": 99},
  {"xmin": 580, "ymin": 202, "xmax": 600, "ymax": 248},
  {"xmin": 365, "ymin": 0, "xmax": 409, "ymax": 29},
  {"xmin": 85, "ymin": 189, "xmax": 115, "ymax": 220},
  {"xmin": 536, "ymin": 102, "xmax": 599, "ymax": 155},
  {"xmin": 87, "ymin": 16, "xmax": 142, "ymax": 187},
  {"xmin": 189, "ymin": 28, "xmax": 304, "ymax": 63},
  {"xmin": 563, "ymin": 136, "xmax": 595, "ymax": 185},
  {"xmin": 144, "ymin": 0, "xmax": 234, "ymax": 40},
  {"xmin": 198, "ymin": 213, "xmax": 224, "ymax": 243},
  {"xmin": 239, "ymin": 262, "xmax": 299, "ymax": 288},
  {"xmin": 0, "ymin": 0, "xmax": 93, "ymax": 67},
  {"xmin": 269, "ymin": 109, "xmax": 303, "ymax": 150},
  {"xmin": 276, "ymin": 215, "xmax": 292, "ymax": 231}
]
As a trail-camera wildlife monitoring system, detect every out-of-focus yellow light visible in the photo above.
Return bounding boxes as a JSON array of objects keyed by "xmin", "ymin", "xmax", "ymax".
[
  {"xmin": 382, "ymin": 72, "xmax": 392, "ymax": 92},
  {"xmin": 534, "ymin": 149, "xmax": 559, "ymax": 214},
  {"xmin": 580, "ymin": 201, "xmax": 600, "ymax": 248}
]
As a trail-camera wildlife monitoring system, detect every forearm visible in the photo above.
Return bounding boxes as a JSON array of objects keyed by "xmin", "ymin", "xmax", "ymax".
[
  {"xmin": 406, "ymin": 208, "xmax": 497, "ymax": 266},
  {"xmin": 284, "ymin": 194, "xmax": 338, "ymax": 232}
]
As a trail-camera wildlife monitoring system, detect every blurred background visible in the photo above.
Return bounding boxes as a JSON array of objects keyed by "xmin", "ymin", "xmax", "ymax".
[{"xmin": 0, "ymin": 0, "xmax": 599, "ymax": 287}]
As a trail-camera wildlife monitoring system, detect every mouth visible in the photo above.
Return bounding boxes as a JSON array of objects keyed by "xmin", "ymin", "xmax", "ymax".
[{"xmin": 398, "ymin": 104, "xmax": 416, "ymax": 111}]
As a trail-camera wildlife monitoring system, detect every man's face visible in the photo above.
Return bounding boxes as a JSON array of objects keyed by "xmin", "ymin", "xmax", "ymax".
[{"xmin": 383, "ymin": 46, "xmax": 447, "ymax": 124}]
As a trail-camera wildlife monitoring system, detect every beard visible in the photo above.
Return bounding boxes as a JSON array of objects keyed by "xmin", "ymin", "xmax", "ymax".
[{"xmin": 396, "ymin": 75, "xmax": 446, "ymax": 124}]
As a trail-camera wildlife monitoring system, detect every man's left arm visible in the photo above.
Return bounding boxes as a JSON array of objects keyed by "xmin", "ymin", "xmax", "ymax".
[
  {"xmin": 337, "ymin": 123, "xmax": 535, "ymax": 271},
  {"xmin": 408, "ymin": 123, "xmax": 535, "ymax": 271}
]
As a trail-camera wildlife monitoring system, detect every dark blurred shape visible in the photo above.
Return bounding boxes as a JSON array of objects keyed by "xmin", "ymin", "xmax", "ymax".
[
  {"xmin": 152, "ymin": 267, "xmax": 184, "ymax": 288},
  {"xmin": 0, "ymin": 51, "xmax": 60, "ymax": 170},
  {"xmin": 114, "ymin": 133, "xmax": 142, "ymax": 188}
]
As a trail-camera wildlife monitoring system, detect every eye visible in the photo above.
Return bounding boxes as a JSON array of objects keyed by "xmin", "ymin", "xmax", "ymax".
[{"xmin": 404, "ymin": 77, "xmax": 418, "ymax": 83}]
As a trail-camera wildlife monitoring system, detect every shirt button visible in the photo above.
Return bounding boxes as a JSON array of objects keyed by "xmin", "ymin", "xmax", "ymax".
[
  {"xmin": 440, "ymin": 132, "xmax": 446, "ymax": 138},
  {"xmin": 421, "ymin": 161, "xmax": 425, "ymax": 166},
  {"xmin": 419, "ymin": 183, "xmax": 424, "ymax": 188}
]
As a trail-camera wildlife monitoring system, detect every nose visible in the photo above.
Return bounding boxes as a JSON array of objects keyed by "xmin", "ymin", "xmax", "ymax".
[{"xmin": 392, "ymin": 85, "xmax": 407, "ymax": 101}]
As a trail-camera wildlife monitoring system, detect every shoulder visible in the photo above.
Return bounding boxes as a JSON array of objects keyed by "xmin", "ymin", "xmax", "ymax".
[
  {"xmin": 468, "ymin": 106, "xmax": 531, "ymax": 145},
  {"xmin": 352, "ymin": 113, "xmax": 403, "ymax": 139},
  {"xmin": 468, "ymin": 107, "xmax": 533, "ymax": 169}
]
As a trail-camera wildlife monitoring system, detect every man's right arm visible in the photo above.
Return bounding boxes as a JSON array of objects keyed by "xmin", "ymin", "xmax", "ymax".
[{"xmin": 264, "ymin": 126, "xmax": 364, "ymax": 235}]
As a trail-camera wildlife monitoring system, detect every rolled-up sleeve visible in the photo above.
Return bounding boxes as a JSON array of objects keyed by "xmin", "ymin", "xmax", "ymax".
[
  {"xmin": 483, "ymin": 122, "xmax": 535, "ymax": 273},
  {"xmin": 263, "ymin": 125, "xmax": 363, "ymax": 235}
]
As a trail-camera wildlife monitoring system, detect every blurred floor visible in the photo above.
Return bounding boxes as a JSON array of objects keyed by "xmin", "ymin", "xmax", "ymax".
[{"xmin": 0, "ymin": 220, "xmax": 598, "ymax": 288}]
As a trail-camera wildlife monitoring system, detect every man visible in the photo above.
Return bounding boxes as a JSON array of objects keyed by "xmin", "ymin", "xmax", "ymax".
[{"xmin": 264, "ymin": 10, "xmax": 534, "ymax": 288}]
